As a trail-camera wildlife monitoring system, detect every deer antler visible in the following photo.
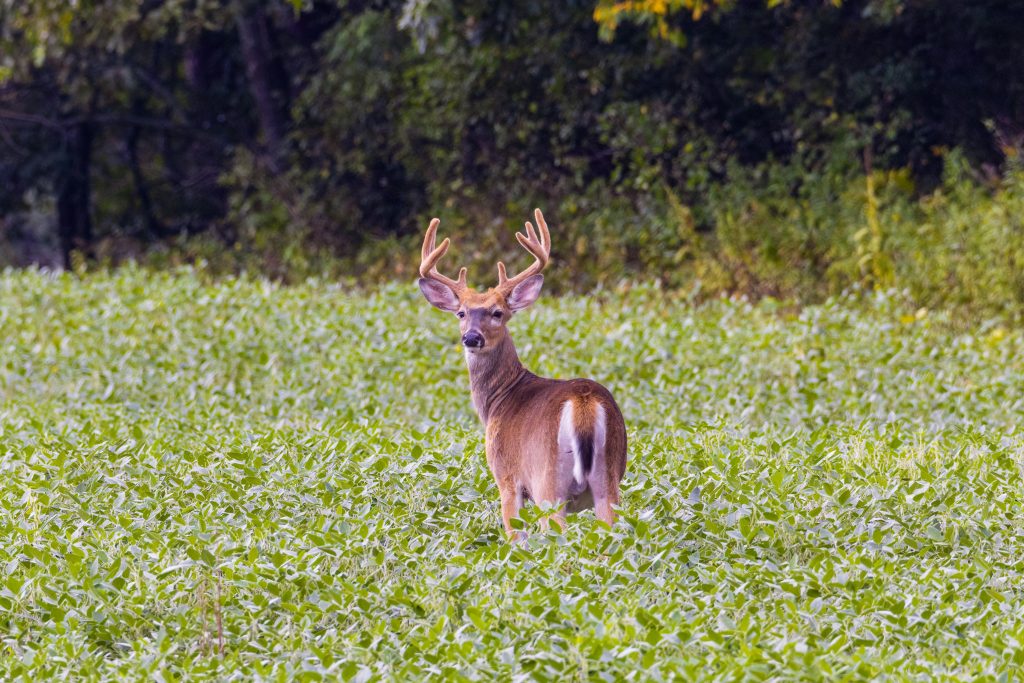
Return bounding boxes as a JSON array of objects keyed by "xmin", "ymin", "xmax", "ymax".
[
  {"xmin": 419, "ymin": 217, "xmax": 468, "ymax": 293},
  {"xmin": 496, "ymin": 208, "xmax": 551, "ymax": 292}
]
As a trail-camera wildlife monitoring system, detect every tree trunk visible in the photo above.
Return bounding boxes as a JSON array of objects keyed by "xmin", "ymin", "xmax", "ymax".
[
  {"xmin": 127, "ymin": 121, "xmax": 165, "ymax": 239},
  {"xmin": 57, "ymin": 122, "xmax": 94, "ymax": 269},
  {"xmin": 236, "ymin": 7, "xmax": 290, "ymax": 168},
  {"xmin": 184, "ymin": 31, "xmax": 212, "ymax": 92}
]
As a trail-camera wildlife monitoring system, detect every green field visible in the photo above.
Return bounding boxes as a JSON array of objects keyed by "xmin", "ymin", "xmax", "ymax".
[{"xmin": 2, "ymin": 268, "xmax": 1023, "ymax": 680}]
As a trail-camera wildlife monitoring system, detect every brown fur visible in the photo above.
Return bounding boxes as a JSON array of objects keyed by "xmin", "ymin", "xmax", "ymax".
[
  {"xmin": 418, "ymin": 210, "xmax": 627, "ymax": 539},
  {"xmin": 438, "ymin": 287, "xmax": 628, "ymax": 538}
]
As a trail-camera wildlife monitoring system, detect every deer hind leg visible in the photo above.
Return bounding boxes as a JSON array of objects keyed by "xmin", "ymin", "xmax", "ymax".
[
  {"xmin": 499, "ymin": 484, "xmax": 525, "ymax": 542},
  {"xmin": 587, "ymin": 402, "xmax": 619, "ymax": 526},
  {"xmin": 594, "ymin": 483, "xmax": 619, "ymax": 526}
]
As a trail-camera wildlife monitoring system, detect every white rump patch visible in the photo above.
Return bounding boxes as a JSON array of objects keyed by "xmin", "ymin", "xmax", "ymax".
[{"xmin": 558, "ymin": 401, "xmax": 582, "ymax": 484}]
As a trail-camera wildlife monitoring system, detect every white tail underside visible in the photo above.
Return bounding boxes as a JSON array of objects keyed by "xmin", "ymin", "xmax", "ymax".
[
  {"xmin": 559, "ymin": 400, "xmax": 607, "ymax": 485},
  {"xmin": 558, "ymin": 401, "xmax": 580, "ymax": 484}
]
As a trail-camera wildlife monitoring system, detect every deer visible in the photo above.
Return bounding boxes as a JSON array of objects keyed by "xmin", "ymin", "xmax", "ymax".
[{"xmin": 417, "ymin": 209, "xmax": 627, "ymax": 539}]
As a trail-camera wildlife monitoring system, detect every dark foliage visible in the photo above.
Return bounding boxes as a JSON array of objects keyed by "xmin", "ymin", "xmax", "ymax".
[{"xmin": 1, "ymin": 0, "xmax": 1022, "ymax": 280}]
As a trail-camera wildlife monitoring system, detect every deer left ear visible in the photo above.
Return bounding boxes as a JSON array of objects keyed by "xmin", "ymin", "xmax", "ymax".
[{"xmin": 507, "ymin": 274, "xmax": 544, "ymax": 312}]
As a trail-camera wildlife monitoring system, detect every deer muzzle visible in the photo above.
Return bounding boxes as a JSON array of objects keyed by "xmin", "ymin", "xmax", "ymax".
[{"xmin": 462, "ymin": 331, "xmax": 485, "ymax": 349}]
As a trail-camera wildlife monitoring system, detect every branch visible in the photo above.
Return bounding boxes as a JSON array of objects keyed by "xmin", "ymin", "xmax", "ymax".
[
  {"xmin": 0, "ymin": 108, "xmax": 226, "ymax": 144},
  {"xmin": 88, "ymin": 113, "xmax": 223, "ymax": 142},
  {"xmin": 0, "ymin": 108, "xmax": 65, "ymax": 130}
]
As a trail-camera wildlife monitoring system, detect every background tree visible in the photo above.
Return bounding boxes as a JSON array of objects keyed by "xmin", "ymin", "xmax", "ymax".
[{"xmin": 1, "ymin": 0, "xmax": 1022, "ymax": 300}]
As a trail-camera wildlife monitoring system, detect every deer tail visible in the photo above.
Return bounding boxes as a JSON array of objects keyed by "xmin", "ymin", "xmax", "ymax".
[{"xmin": 560, "ymin": 397, "xmax": 607, "ymax": 485}]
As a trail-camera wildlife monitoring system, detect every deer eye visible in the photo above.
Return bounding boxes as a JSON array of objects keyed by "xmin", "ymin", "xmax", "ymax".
[
  {"xmin": 456, "ymin": 311, "xmax": 466, "ymax": 319},
  {"xmin": 491, "ymin": 310, "xmax": 503, "ymax": 319}
]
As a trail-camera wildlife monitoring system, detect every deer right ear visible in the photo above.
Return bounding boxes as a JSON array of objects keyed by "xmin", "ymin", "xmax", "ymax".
[{"xmin": 418, "ymin": 278, "xmax": 461, "ymax": 312}]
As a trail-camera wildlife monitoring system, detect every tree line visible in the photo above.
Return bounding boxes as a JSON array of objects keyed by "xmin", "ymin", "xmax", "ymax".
[{"xmin": 1, "ymin": 0, "xmax": 1022, "ymax": 282}]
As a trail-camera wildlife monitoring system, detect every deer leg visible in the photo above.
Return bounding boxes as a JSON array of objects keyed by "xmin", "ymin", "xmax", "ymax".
[
  {"xmin": 594, "ymin": 482, "xmax": 620, "ymax": 527},
  {"xmin": 545, "ymin": 506, "xmax": 568, "ymax": 533},
  {"xmin": 499, "ymin": 485, "xmax": 525, "ymax": 542},
  {"xmin": 538, "ymin": 502, "xmax": 567, "ymax": 533},
  {"xmin": 533, "ymin": 477, "xmax": 567, "ymax": 533}
]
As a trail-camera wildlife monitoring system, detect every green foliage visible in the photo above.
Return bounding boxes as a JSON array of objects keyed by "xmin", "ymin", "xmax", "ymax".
[
  {"xmin": 682, "ymin": 151, "xmax": 1024, "ymax": 313},
  {"xmin": 5, "ymin": 0, "xmax": 1024, "ymax": 276},
  {"xmin": 338, "ymin": 151, "xmax": 1024, "ymax": 315},
  {"xmin": 2, "ymin": 268, "xmax": 1024, "ymax": 678},
  {"xmin": 888, "ymin": 154, "xmax": 1024, "ymax": 311}
]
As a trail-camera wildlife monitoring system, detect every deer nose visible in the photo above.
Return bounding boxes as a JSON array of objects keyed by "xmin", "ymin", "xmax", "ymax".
[{"xmin": 462, "ymin": 331, "xmax": 484, "ymax": 348}]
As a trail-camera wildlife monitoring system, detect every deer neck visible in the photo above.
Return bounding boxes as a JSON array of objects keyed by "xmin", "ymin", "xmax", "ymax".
[{"xmin": 465, "ymin": 334, "xmax": 526, "ymax": 424}]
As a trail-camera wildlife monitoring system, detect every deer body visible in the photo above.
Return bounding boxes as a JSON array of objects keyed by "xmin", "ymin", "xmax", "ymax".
[{"xmin": 417, "ymin": 210, "xmax": 627, "ymax": 537}]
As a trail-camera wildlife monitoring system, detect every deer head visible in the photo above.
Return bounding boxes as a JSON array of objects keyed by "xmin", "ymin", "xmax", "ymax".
[{"xmin": 418, "ymin": 209, "xmax": 551, "ymax": 354}]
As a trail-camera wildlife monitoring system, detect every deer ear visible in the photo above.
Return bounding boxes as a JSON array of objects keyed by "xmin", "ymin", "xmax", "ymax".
[
  {"xmin": 507, "ymin": 274, "xmax": 544, "ymax": 312},
  {"xmin": 418, "ymin": 278, "xmax": 461, "ymax": 312}
]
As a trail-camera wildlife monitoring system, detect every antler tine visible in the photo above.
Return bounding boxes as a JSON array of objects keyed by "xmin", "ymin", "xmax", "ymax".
[
  {"xmin": 533, "ymin": 207, "xmax": 551, "ymax": 251},
  {"xmin": 496, "ymin": 208, "xmax": 552, "ymax": 291},
  {"xmin": 419, "ymin": 218, "xmax": 468, "ymax": 292},
  {"xmin": 421, "ymin": 218, "xmax": 440, "ymax": 263}
]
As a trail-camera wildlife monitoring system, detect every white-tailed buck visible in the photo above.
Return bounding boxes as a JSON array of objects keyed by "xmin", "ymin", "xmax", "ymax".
[{"xmin": 417, "ymin": 209, "xmax": 627, "ymax": 538}]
